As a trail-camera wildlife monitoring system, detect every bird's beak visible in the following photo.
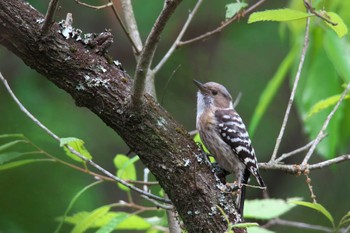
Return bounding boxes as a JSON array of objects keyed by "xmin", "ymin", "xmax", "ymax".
[{"xmin": 193, "ymin": 80, "xmax": 206, "ymax": 93}]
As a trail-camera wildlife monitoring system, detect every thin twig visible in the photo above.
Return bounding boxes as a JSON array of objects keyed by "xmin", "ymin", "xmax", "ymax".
[
  {"xmin": 304, "ymin": 173, "xmax": 317, "ymax": 203},
  {"xmin": 120, "ymin": 0, "xmax": 143, "ymax": 56},
  {"xmin": 0, "ymin": 73, "xmax": 171, "ymax": 204},
  {"xmin": 303, "ymin": 0, "xmax": 337, "ymax": 26},
  {"xmin": 275, "ymin": 133, "xmax": 327, "ymax": 163},
  {"xmin": 153, "ymin": 0, "xmax": 203, "ymax": 74},
  {"xmin": 141, "ymin": 194, "xmax": 174, "ymax": 210},
  {"xmin": 74, "ymin": 0, "xmax": 113, "ymax": 10},
  {"xmin": 132, "ymin": 0, "xmax": 183, "ymax": 107},
  {"xmin": 108, "ymin": 0, "xmax": 140, "ymax": 54},
  {"xmin": 301, "ymin": 83, "xmax": 350, "ymax": 166},
  {"xmin": 260, "ymin": 153, "xmax": 350, "ymax": 173},
  {"xmin": 178, "ymin": 0, "xmax": 266, "ymax": 47},
  {"xmin": 270, "ymin": 9, "xmax": 311, "ymax": 162},
  {"xmin": 110, "ymin": 200, "xmax": 159, "ymax": 211},
  {"xmin": 232, "ymin": 92, "xmax": 242, "ymax": 109},
  {"xmin": 42, "ymin": 0, "xmax": 60, "ymax": 34},
  {"xmin": 265, "ymin": 218, "xmax": 333, "ymax": 232}
]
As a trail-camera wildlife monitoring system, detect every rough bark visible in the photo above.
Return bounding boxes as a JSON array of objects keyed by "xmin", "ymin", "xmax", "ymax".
[{"xmin": 0, "ymin": 1, "xmax": 244, "ymax": 232}]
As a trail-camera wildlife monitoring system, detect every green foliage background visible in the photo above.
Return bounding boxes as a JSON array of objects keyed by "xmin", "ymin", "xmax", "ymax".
[{"xmin": 0, "ymin": 0, "xmax": 350, "ymax": 232}]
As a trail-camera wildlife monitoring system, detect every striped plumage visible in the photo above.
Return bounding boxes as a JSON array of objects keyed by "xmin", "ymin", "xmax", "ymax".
[{"xmin": 194, "ymin": 80, "xmax": 265, "ymax": 215}]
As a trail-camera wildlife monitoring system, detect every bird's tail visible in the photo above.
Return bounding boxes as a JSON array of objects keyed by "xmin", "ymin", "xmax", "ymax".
[{"xmin": 255, "ymin": 171, "xmax": 266, "ymax": 188}]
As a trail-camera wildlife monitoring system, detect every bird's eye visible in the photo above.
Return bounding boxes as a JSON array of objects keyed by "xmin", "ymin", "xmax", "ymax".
[{"xmin": 211, "ymin": 90, "xmax": 218, "ymax": 95}]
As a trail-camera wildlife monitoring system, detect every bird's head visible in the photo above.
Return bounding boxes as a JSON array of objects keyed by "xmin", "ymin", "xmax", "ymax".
[{"xmin": 193, "ymin": 80, "xmax": 233, "ymax": 109}]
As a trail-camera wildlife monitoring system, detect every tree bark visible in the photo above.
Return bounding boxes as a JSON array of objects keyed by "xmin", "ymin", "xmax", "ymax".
[{"xmin": 0, "ymin": 1, "xmax": 244, "ymax": 232}]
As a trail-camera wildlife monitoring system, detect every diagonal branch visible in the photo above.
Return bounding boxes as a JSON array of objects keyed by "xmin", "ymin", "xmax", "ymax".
[
  {"xmin": 301, "ymin": 82, "xmax": 350, "ymax": 166},
  {"xmin": 41, "ymin": 0, "xmax": 60, "ymax": 35},
  {"xmin": 120, "ymin": 0, "xmax": 143, "ymax": 57},
  {"xmin": 153, "ymin": 0, "xmax": 203, "ymax": 74},
  {"xmin": 270, "ymin": 9, "xmax": 311, "ymax": 162},
  {"xmin": 132, "ymin": 0, "xmax": 183, "ymax": 106},
  {"xmin": 178, "ymin": 0, "xmax": 266, "ymax": 47}
]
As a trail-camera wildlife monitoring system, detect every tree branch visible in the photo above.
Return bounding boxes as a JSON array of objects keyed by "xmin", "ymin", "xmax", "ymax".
[
  {"xmin": 270, "ymin": 8, "xmax": 311, "ymax": 162},
  {"xmin": 132, "ymin": 0, "xmax": 182, "ymax": 106},
  {"xmin": 265, "ymin": 218, "xmax": 333, "ymax": 233},
  {"xmin": 178, "ymin": 0, "xmax": 266, "ymax": 47},
  {"xmin": 0, "ymin": 72, "xmax": 170, "ymax": 204},
  {"xmin": 41, "ymin": 0, "xmax": 60, "ymax": 35},
  {"xmin": 0, "ymin": 1, "xmax": 243, "ymax": 231},
  {"xmin": 153, "ymin": 0, "xmax": 203, "ymax": 74},
  {"xmin": 301, "ymin": 82, "xmax": 350, "ymax": 166},
  {"xmin": 120, "ymin": 0, "xmax": 143, "ymax": 56}
]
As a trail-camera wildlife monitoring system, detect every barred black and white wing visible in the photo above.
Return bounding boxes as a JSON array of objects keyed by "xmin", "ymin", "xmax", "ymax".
[{"xmin": 215, "ymin": 109, "xmax": 265, "ymax": 187}]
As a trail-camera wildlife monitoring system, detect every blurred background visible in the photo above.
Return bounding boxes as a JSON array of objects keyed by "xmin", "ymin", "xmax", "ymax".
[{"xmin": 0, "ymin": 0, "xmax": 349, "ymax": 232}]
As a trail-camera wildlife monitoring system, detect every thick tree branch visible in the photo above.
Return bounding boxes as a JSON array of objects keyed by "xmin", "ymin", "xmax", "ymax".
[
  {"xmin": 0, "ymin": 1, "xmax": 243, "ymax": 232},
  {"xmin": 132, "ymin": 0, "xmax": 182, "ymax": 106}
]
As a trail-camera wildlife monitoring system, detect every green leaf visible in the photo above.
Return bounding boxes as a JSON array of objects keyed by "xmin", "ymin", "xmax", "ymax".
[
  {"xmin": 323, "ymin": 12, "xmax": 348, "ymax": 38},
  {"xmin": 62, "ymin": 212, "xmax": 151, "ymax": 230},
  {"xmin": 0, "ymin": 140, "xmax": 26, "ymax": 152},
  {"xmin": 113, "ymin": 154, "xmax": 139, "ymax": 191},
  {"xmin": 248, "ymin": 227, "xmax": 275, "ymax": 233},
  {"xmin": 249, "ymin": 46, "xmax": 298, "ymax": 136},
  {"xmin": 54, "ymin": 180, "xmax": 102, "ymax": 233},
  {"xmin": 193, "ymin": 133, "xmax": 209, "ymax": 153},
  {"xmin": 95, "ymin": 212, "xmax": 129, "ymax": 233},
  {"xmin": 244, "ymin": 198, "xmax": 300, "ymax": 220},
  {"xmin": 71, "ymin": 206, "xmax": 111, "ymax": 233},
  {"xmin": 290, "ymin": 201, "xmax": 335, "ymax": 228},
  {"xmin": 232, "ymin": 222, "xmax": 259, "ymax": 228},
  {"xmin": 307, "ymin": 94, "xmax": 350, "ymax": 119},
  {"xmin": 248, "ymin": 9, "xmax": 310, "ymax": 24},
  {"xmin": 60, "ymin": 137, "xmax": 92, "ymax": 162},
  {"xmin": 324, "ymin": 31, "xmax": 350, "ymax": 83},
  {"xmin": 0, "ymin": 134, "xmax": 24, "ymax": 139},
  {"xmin": 0, "ymin": 158, "xmax": 54, "ymax": 171},
  {"xmin": 225, "ymin": 2, "xmax": 248, "ymax": 19},
  {"xmin": 0, "ymin": 152, "xmax": 26, "ymax": 164}
]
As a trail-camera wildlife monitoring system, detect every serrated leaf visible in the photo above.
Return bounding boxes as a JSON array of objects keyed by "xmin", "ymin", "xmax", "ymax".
[
  {"xmin": 0, "ymin": 134, "xmax": 24, "ymax": 139},
  {"xmin": 60, "ymin": 137, "xmax": 92, "ymax": 162},
  {"xmin": 95, "ymin": 212, "xmax": 129, "ymax": 233},
  {"xmin": 0, "ymin": 140, "xmax": 26, "ymax": 152},
  {"xmin": 248, "ymin": 227, "xmax": 275, "ymax": 233},
  {"xmin": 244, "ymin": 198, "xmax": 300, "ymax": 220},
  {"xmin": 71, "ymin": 206, "xmax": 110, "ymax": 233},
  {"xmin": 62, "ymin": 212, "xmax": 151, "ymax": 230},
  {"xmin": 113, "ymin": 154, "xmax": 139, "ymax": 191},
  {"xmin": 290, "ymin": 201, "xmax": 335, "ymax": 228},
  {"xmin": 225, "ymin": 2, "xmax": 248, "ymax": 19},
  {"xmin": 0, "ymin": 158, "xmax": 54, "ymax": 171},
  {"xmin": 249, "ymin": 46, "xmax": 298, "ymax": 136},
  {"xmin": 307, "ymin": 94, "xmax": 350, "ymax": 119},
  {"xmin": 324, "ymin": 12, "xmax": 348, "ymax": 38},
  {"xmin": 0, "ymin": 152, "xmax": 26, "ymax": 164},
  {"xmin": 248, "ymin": 9, "xmax": 310, "ymax": 24}
]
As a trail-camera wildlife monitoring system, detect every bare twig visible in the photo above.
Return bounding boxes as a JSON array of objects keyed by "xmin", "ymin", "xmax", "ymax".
[
  {"xmin": 260, "ymin": 153, "xmax": 350, "ymax": 173},
  {"xmin": 233, "ymin": 92, "xmax": 242, "ymax": 109},
  {"xmin": 270, "ymin": 10, "xmax": 311, "ymax": 162},
  {"xmin": 178, "ymin": 0, "xmax": 266, "ymax": 47},
  {"xmin": 0, "ymin": 73, "xmax": 171, "ymax": 204},
  {"xmin": 110, "ymin": 200, "xmax": 159, "ymax": 211},
  {"xmin": 153, "ymin": 0, "xmax": 203, "ymax": 74},
  {"xmin": 141, "ymin": 194, "xmax": 174, "ymax": 210},
  {"xmin": 265, "ymin": 218, "xmax": 333, "ymax": 233},
  {"xmin": 304, "ymin": 173, "xmax": 317, "ymax": 203},
  {"xmin": 74, "ymin": 0, "xmax": 112, "ymax": 10},
  {"xmin": 120, "ymin": 0, "xmax": 143, "ymax": 55},
  {"xmin": 166, "ymin": 202, "xmax": 182, "ymax": 233},
  {"xmin": 42, "ymin": 0, "xmax": 60, "ymax": 34},
  {"xmin": 275, "ymin": 133, "xmax": 327, "ymax": 163},
  {"xmin": 302, "ymin": 82, "xmax": 350, "ymax": 166},
  {"xmin": 132, "ymin": 0, "xmax": 182, "ymax": 106}
]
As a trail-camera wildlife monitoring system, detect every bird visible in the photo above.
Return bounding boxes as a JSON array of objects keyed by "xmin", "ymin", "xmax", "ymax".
[{"xmin": 194, "ymin": 80, "xmax": 265, "ymax": 216}]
